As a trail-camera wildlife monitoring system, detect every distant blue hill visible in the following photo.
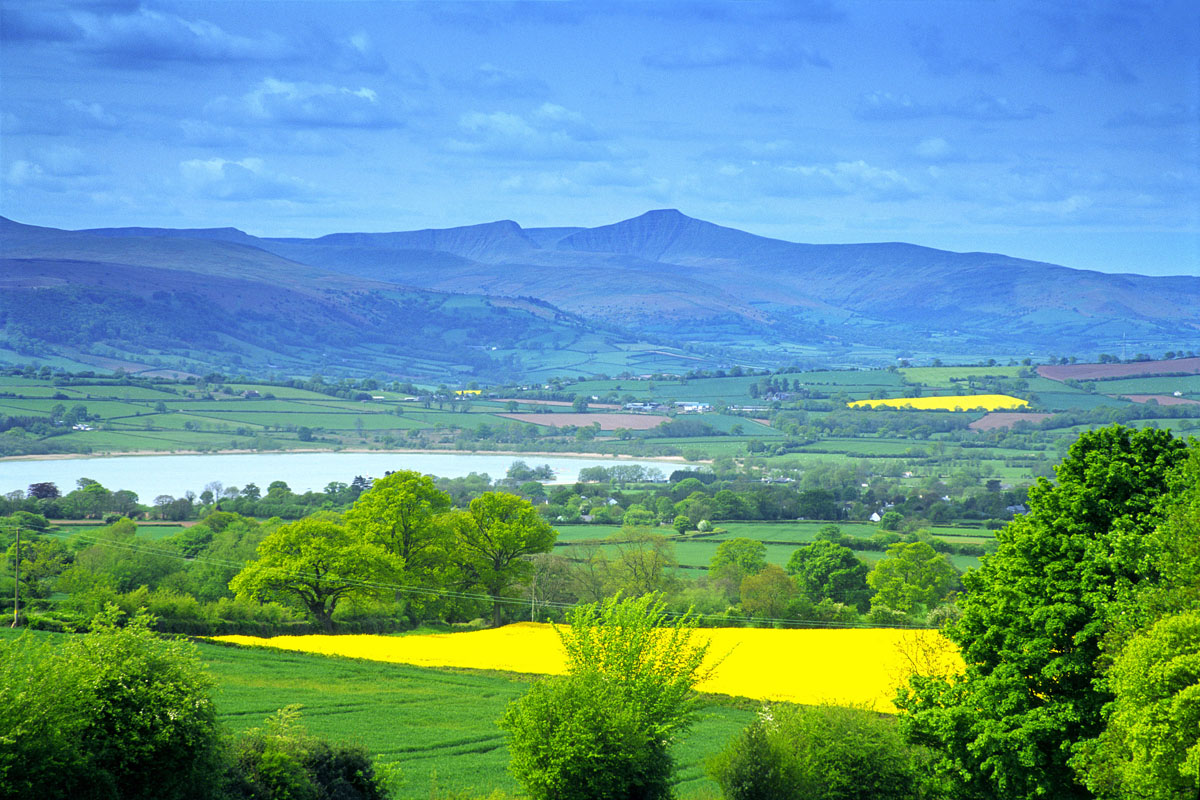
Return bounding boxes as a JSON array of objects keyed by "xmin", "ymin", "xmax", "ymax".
[{"xmin": 3, "ymin": 211, "xmax": 1197, "ymax": 375}]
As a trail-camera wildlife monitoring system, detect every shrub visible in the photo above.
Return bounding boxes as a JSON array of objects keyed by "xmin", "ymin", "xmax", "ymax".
[
  {"xmin": 225, "ymin": 706, "xmax": 388, "ymax": 800},
  {"xmin": 500, "ymin": 593, "xmax": 713, "ymax": 800},
  {"xmin": 708, "ymin": 704, "xmax": 922, "ymax": 800},
  {"xmin": 501, "ymin": 671, "xmax": 672, "ymax": 800},
  {"xmin": 0, "ymin": 605, "xmax": 223, "ymax": 800}
]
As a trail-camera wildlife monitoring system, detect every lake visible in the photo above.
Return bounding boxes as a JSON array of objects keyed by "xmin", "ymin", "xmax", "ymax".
[{"xmin": 0, "ymin": 451, "xmax": 686, "ymax": 501}]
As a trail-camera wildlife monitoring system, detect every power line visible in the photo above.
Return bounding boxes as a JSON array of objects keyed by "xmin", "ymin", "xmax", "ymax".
[{"xmin": 42, "ymin": 528, "xmax": 929, "ymax": 630}]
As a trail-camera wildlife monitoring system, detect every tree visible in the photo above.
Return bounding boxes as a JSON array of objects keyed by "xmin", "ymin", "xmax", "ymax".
[
  {"xmin": 896, "ymin": 425, "xmax": 1191, "ymax": 799},
  {"xmin": 878, "ymin": 510, "xmax": 903, "ymax": 531},
  {"xmin": 866, "ymin": 540, "xmax": 958, "ymax": 615},
  {"xmin": 710, "ymin": 537, "xmax": 768, "ymax": 578},
  {"xmin": 230, "ymin": 518, "xmax": 400, "ymax": 631},
  {"xmin": 740, "ymin": 564, "xmax": 798, "ymax": 620},
  {"xmin": 343, "ymin": 470, "xmax": 452, "ymax": 582},
  {"xmin": 66, "ymin": 517, "xmax": 178, "ymax": 593},
  {"xmin": 451, "ymin": 492, "xmax": 557, "ymax": 627},
  {"xmin": 622, "ymin": 503, "xmax": 656, "ymax": 527},
  {"xmin": 5, "ymin": 535, "xmax": 71, "ymax": 598},
  {"xmin": 1074, "ymin": 610, "xmax": 1200, "ymax": 799},
  {"xmin": 603, "ymin": 529, "xmax": 679, "ymax": 598},
  {"xmin": 787, "ymin": 540, "xmax": 871, "ymax": 613},
  {"xmin": 226, "ymin": 706, "xmax": 388, "ymax": 800},
  {"xmin": 1074, "ymin": 449, "xmax": 1200, "ymax": 798},
  {"xmin": 500, "ymin": 594, "xmax": 713, "ymax": 800},
  {"xmin": 0, "ymin": 606, "xmax": 222, "ymax": 800},
  {"xmin": 26, "ymin": 481, "xmax": 59, "ymax": 499}
]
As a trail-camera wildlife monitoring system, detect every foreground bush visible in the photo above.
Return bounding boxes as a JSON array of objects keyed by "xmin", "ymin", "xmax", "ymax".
[
  {"xmin": 502, "ymin": 671, "xmax": 672, "ymax": 800},
  {"xmin": 226, "ymin": 706, "xmax": 389, "ymax": 800},
  {"xmin": 500, "ymin": 593, "xmax": 712, "ymax": 800},
  {"xmin": 0, "ymin": 607, "xmax": 391, "ymax": 800},
  {"xmin": 0, "ymin": 606, "xmax": 223, "ymax": 800},
  {"xmin": 707, "ymin": 704, "xmax": 925, "ymax": 800}
]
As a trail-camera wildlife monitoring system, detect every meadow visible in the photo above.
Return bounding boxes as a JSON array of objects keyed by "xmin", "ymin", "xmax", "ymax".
[
  {"xmin": 554, "ymin": 519, "xmax": 991, "ymax": 568},
  {"xmin": 0, "ymin": 626, "xmax": 752, "ymax": 799}
]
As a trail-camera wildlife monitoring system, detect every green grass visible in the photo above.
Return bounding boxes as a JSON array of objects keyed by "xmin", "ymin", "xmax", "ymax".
[
  {"xmin": 0, "ymin": 628, "xmax": 753, "ymax": 799},
  {"xmin": 554, "ymin": 521, "xmax": 990, "ymax": 573},
  {"xmin": 1032, "ymin": 392, "xmax": 1132, "ymax": 411},
  {"xmin": 201, "ymin": 639, "xmax": 750, "ymax": 799},
  {"xmin": 797, "ymin": 437, "xmax": 928, "ymax": 456},
  {"xmin": 900, "ymin": 366, "xmax": 1025, "ymax": 387},
  {"xmin": 1083, "ymin": 375, "xmax": 1200, "ymax": 396}
]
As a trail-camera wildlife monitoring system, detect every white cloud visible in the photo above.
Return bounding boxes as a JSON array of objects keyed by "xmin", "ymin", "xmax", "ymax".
[
  {"xmin": 208, "ymin": 78, "xmax": 401, "ymax": 129},
  {"xmin": 644, "ymin": 40, "xmax": 828, "ymax": 70},
  {"xmin": 914, "ymin": 137, "xmax": 952, "ymax": 161},
  {"xmin": 447, "ymin": 103, "xmax": 611, "ymax": 161},
  {"xmin": 1, "ymin": 98, "xmax": 119, "ymax": 135},
  {"xmin": 179, "ymin": 157, "xmax": 317, "ymax": 201},
  {"xmin": 855, "ymin": 90, "xmax": 1051, "ymax": 122},
  {"xmin": 443, "ymin": 63, "xmax": 549, "ymax": 97},
  {"xmin": 71, "ymin": 7, "xmax": 294, "ymax": 65},
  {"xmin": 769, "ymin": 160, "xmax": 919, "ymax": 201}
]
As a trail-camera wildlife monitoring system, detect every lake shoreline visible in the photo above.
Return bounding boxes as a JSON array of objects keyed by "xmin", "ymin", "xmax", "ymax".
[{"xmin": 0, "ymin": 447, "xmax": 690, "ymax": 464}]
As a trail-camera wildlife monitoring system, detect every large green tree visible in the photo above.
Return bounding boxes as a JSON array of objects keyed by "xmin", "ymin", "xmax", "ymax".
[
  {"xmin": 787, "ymin": 540, "xmax": 871, "ymax": 613},
  {"xmin": 897, "ymin": 425, "xmax": 1191, "ymax": 799},
  {"xmin": 1074, "ymin": 449, "xmax": 1200, "ymax": 799},
  {"xmin": 343, "ymin": 470, "xmax": 452, "ymax": 577},
  {"xmin": 230, "ymin": 518, "xmax": 401, "ymax": 631},
  {"xmin": 452, "ymin": 491, "xmax": 557, "ymax": 627},
  {"xmin": 1075, "ymin": 610, "xmax": 1200, "ymax": 799},
  {"xmin": 866, "ymin": 540, "xmax": 958, "ymax": 615}
]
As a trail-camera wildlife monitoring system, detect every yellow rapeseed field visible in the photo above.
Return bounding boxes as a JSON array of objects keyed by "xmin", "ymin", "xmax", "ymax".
[
  {"xmin": 847, "ymin": 394, "xmax": 1028, "ymax": 411},
  {"xmin": 213, "ymin": 624, "xmax": 961, "ymax": 712}
]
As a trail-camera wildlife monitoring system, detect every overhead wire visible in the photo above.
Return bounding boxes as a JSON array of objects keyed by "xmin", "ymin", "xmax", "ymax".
[{"xmin": 35, "ymin": 527, "xmax": 928, "ymax": 630}]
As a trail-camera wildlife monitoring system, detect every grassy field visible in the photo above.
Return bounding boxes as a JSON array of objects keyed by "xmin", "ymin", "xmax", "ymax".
[
  {"xmin": 899, "ymin": 366, "xmax": 1025, "ymax": 387},
  {"xmin": 554, "ymin": 520, "xmax": 989, "ymax": 574},
  {"xmin": 0, "ymin": 627, "xmax": 753, "ymax": 799}
]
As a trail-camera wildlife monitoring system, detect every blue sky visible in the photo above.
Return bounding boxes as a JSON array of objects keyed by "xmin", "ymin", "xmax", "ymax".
[{"xmin": 2, "ymin": 0, "xmax": 1197, "ymax": 275}]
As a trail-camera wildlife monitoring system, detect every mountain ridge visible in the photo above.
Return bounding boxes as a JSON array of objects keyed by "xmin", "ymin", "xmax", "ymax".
[{"xmin": 2, "ymin": 212, "xmax": 1197, "ymax": 379}]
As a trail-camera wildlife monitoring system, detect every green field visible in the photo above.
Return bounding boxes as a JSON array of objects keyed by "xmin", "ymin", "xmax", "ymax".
[
  {"xmin": 1031, "ymin": 392, "xmax": 1133, "ymax": 411},
  {"xmin": 899, "ymin": 366, "xmax": 1024, "ymax": 387},
  {"xmin": 1084, "ymin": 374, "xmax": 1200, "ymax": 396},
  {"xmin": 554, "ymin": 520, "xmax": 989, "ymax": 574},
  {"xmin": 0, "ymin": 628, "xmax": 753, "ymax": 799}
]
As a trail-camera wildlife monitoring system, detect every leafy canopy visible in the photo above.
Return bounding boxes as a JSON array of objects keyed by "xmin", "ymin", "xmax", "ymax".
[
  {"xmin": 896, "ymin": 425, "xmax": 1191, "ymax": 799},
  {"xmin": 230, "ymin": 518, "xmax": 401, "ymax": 631}
]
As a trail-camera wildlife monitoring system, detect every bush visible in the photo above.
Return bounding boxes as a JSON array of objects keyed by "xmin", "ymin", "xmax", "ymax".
[
  {"xmin": 708, "ymin": 704, "xmax": 922, "ymax": 800},
  {"xmin": 225, "ymin": 706, "xmax": 388, "ymax": 800},
  {"xmin": 500, "ymin": 594, "xmax": 713, "ymax": 800},
  {"xmin": 0, "ymin": 605, "xmax": 223, "ymax": 800},
  {"xmin": 501, "ymin": 672, "xmax": 672, "ymax": 800}
]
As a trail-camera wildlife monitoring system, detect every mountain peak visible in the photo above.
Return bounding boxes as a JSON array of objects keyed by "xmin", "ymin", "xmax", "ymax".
[
  {"xmin": 639, "ymin": 208, "xmax": 687, "ymax": 220},
  {"xmin": 555, "ymin": 208, "xmax": 775, "ymax": 262}
]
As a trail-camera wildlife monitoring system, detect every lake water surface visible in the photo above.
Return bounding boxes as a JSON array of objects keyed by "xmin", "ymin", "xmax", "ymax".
[{"xmin": 0, "ymin": 451, "xmax": 684, "ymax": 501}]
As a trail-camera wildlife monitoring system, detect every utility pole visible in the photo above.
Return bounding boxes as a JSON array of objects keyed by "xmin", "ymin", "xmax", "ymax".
[
  {"xmin": 11, "ymin": 526, "xmax": 19, "ymax": 628},
  {"xmin": 530, "ymin": 568, "xmax": 537, "ymax": 622}
]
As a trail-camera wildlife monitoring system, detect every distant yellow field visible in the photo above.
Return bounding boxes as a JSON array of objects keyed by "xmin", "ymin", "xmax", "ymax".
[
  {"xmin": 848, "ymin": 394, "xmax": 1028, "ymax": 411},
  {"xmin": 213, "ymin": 624, "xmax": 960, "ymax": 712}
]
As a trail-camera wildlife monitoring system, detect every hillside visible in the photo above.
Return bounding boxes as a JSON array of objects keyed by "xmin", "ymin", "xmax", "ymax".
[{"xmin": 2, "ymin": 212, "xmax": 1198, "ymax": 380}]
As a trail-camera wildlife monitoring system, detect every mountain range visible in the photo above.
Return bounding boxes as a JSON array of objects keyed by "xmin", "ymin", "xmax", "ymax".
[{"xmin": 2, "ymin": 211, "xmax": 1197, "ymax": 380}]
